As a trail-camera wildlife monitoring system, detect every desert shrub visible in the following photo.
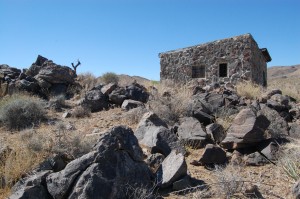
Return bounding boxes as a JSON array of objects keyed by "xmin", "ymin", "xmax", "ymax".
[
  {"xmin": 77, "ymin": 72, "xmax": 99, "ymax": 90},
  {"xmin": 213, "ymin": 164, "xmax": 244, "ymax": 198},
  {"xmin": 0, "ymin": 94, "xmax": 46, "ymax": 130},
  {"xmin": 51, "ymin": 122, "xmax": 95, "ymax": 158},
  {"xmin": 147, "ymin": 82, "xmax": 191, "ymax": 125},
  {"xmin": 101, "ymin": 72, "xmax": 119, "ymax": 84},
  {"xmin": 236, "ymin": 81, "xmax": 264, "ymax": 100},
  {"xmin": 71, "ymin": 106, "xmax": 91, "ymax": 118},
  {"xmin": 124, "ymin": 182, "xmax": 160, "ymax": 199},
  {"xmin": 279, "ymin": 141, "xmax": 300, "ymax": 181}
]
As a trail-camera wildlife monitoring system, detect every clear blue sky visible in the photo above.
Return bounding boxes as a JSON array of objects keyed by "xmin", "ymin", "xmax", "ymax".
[{"xmin": 1, "ymin": 0, "xmax": 299, "ymax": 80}]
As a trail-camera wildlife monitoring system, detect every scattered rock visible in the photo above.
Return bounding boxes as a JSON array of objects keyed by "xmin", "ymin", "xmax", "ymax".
[
  {"xmin": 135, "ymin": 112, "xmax": 168, "ymax": 140},
  {"xmin": 9, "ymin": 171, "xmax": 52, "ymax": 199},
  {"xmin": 109, "ymin": 87, "xmax": 128, "ymax": 105},
  {"xmin": 198, "ymin": 144, "xmax": 227, "ymax": 165},
  {"xmin": 293, "ymin": 179, "xmax": 300, "ymax": 199},
  {"xmin": 244, "ymin": 152, "xmax": 269, "ymax": 166},
  {"xmin": 140, "ymin": 126, "xmax": 186, "ymax": 157},
  {"xmin": 173, "ymin": 175, "xmax": 192, "ymax": 191},
  {"xmin": 204, "ymin": 93, "xmax": 225, "ymax": 112},
  {"xmin": 157, "ymin": 151, "xmax": 187, "ymax": 188},
  {"xmin": 177, "ymin": 117, "xmax": 207, "ymax": 148},
  {"xmin": 145, "ymin": 153, "xmax": 165, "ymax": 172},
  {"xmin": 126, "ymin": 82, "xmax": 149, "ymax": 103},
  {"xmin": 258, "ymin": 106, "xmax": 289, "ymax": 138},
  {"xmin": 244, "ymin": 184, "xmax": 263, "ymax": 198},
  {"xmin": 206, "ymin": 123, "xmax": 225, "ymax": 143},
  {"xmin": 62, "ymin": 111, "xmax": 71, "ymax": 118},
  {"xmin": 221, "ymin": 108, "xmax": 270, "ymax": 149},
  {"xmin": 101, "ymin": 83, "xmax": 117, "ymax": 95},
  {"xmin": 121, "ymin": 99, "xmax": 145, "ymax": 111},
  {"xmin": 81, "ymin": 90, "xmax": 109, "ymax": 112},
  {"xmin": 289, "ymin": 121, "xmax": 300, "ymax": 138}
]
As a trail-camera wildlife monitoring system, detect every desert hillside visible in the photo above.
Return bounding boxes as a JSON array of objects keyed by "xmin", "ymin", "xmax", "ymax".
[
  {"xmin": 268, "ymin": 64, "xmax": 300, "ymax": 79},
  {"xmin": 0, "ymin": 57, "xmax": 300, "ymax": 199},
  {"xmin": 267, "ymin": 64, "xmax": 300, "ymax": 102}
]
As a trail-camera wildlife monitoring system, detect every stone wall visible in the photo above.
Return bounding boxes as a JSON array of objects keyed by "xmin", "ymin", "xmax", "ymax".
[{"xmin": 159, "ymin": 34, "xmax": 268, "ymax": 86}]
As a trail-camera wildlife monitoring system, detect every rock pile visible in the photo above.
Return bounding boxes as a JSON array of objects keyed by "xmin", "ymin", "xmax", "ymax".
[{"xmin": 0, "ymin": 55, "xmax": 78, "ymax": 98}]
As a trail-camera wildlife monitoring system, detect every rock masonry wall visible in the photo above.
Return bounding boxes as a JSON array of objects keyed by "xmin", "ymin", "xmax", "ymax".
[{"xmin": 159, "ymin": 34, "xmax": 268, "ymax": 86}]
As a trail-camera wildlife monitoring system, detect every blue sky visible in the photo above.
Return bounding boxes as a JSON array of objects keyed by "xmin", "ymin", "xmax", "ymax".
[{"xmin": 0, "ymin": 0, "xmax": 299, "ymax": 80}]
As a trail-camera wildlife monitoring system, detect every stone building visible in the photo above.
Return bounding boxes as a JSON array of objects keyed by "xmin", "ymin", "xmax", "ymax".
[{"xmin": 159, "ymin": 33, "xmax": 271, "ymax": 86}]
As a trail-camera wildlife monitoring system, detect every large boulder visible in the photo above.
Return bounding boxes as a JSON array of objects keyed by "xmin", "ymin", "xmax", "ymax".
[
  {"xmin": 126, "ymin": 82, "xmax": 149, "ymax": 103},
  {"xmin": 0, "ymin": 64, "xmax": 21, "ymax": 79},
  {"xmin": 221, "ymin": 108, "xmax": 270, "ymax": 149},
  {"xmin": 34, "ymin": 60, "xmax": 76, "ymax": 84},
  {"xmin": 81, "ymin": 90, "xmax": 109, "ymax": 112},
  {"xmin": 109, "ymin": 87, "xmax": 128, "ymax": 105},
  {"xmin": 135, "ymin": 112, "xmax": 168, "ymax": 140},
  {"xmin": 186, "ymin": 95, "xmax": 214, "ymax": 125},
  {"xmin": 258, "ymin": 105, "xmax": 289, "ymax": 138},
  {"xmin": 9, "ymin": 171, "xmax": 52, "ymax": 199},
  {"xmin": 156, "ymin": 151, "xmax": 187, "ymax": 188},
  {"xmin": 177, "ymin": 117, "xmax": 207, "ymax": 148},
  {"xmin": 204, "ymin": 93, "xmax": 225, "ymax": 112},
  {"xmin": 140, "ymin": 126, "xmax": 186, "ymax": 157},
  {"xmin": 46, "ymin": 126, "xmax": 153, "ymax": 199},
  {"xmin": 15, "ymin": 79, "xmax": 39, "ymax": 93},
  {"xmin": 198, "ymin": 144, "xmax": 227, "ymax": 165},
  {"xmin": 206, "ymin": 123, "xmax": 226, "ymax": 144}
]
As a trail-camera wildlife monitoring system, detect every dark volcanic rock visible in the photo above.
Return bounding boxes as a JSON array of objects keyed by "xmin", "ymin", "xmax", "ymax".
[
  {"xmin": 34, "ymin": 61, "xmax": 76, "ymax": 84},
  {"xmin": 198, "ymin": 144, "xmax": 227, "ymax": 165},
  {"xmin": 135, "ymin": 112, "xmax": 168, "ymax": 140},
  {"xmin": 126, "ymin": 82, "xmax": 149, "ymax": 103},
  {"xmin": 221, "ymin": 108, "xmax": 270, "ymax": 149},
  {"xmin": 46, "ymin": 126, "xmax": 153, "ymax": 199},
  {"xmin": 177, "ymin": 117, "xmax": 207, "ymax": 148},
  {"xmin": 109, "ymin": 87, "xmax": 129, "ymax": 105},
  {"xmin": 206, "ymin": 123, "xmax": 226, "ymax": 144},
  {"xmin": 156, "ymin": 151, "xmax": 187, "ymax": 188},
  {"xmin": 121, "ymin": 99, "xmax": 145, "ymax": 111},
  {"xmin": 140, "ymin": 126, "xmax": 186, "ymax": 157},
  {"xmin": 81, "ymin": 90, "xmax": 109, "ymax": 112},
  {"xmin": 258, "ymin": 105, "xmax": 289, "ymax": 138}
]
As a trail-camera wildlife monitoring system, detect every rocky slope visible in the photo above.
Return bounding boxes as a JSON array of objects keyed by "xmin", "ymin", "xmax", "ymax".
[{"xmin": 0, "ymin": 56, "xmax": 300, "ymax": 199}]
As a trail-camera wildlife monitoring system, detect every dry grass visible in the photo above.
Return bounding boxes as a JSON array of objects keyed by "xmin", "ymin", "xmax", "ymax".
[
  {"xmin": 236, "ymin": 81, "xmax": 264, "ymax": 100},
  {"xmin": 77, "ymin": 72, "xmax": 101, "ymax": 96},
  {"xmin": 147, "ymin": 81, "xmax": 192, "ymax": 125},
  {"xmin": 213, "ymin": 164, "xmax": 244, "ymax": 198},
  {"xmin": 278, "ymin": 139, "xmax": 300, "ymax": 182},
  {"xmin": 120, "ymin": 107, "xmax": 147, "ymax": 127},
  {"xmin": 0, "ymin": 128, "xmax": 51, "ymax": 194},
  {"xmin": 71, "ymin": 106, "xmax": 91, "ymax": 118},
  {"xmin": 268, "ymin": 77, "xmax": 300, "ymax": 101}
]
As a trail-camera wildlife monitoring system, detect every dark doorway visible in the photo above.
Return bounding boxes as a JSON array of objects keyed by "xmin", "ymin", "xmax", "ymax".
[{"xmin": 219, "ymin": 63, "xmax": 228, "ymax": 77}]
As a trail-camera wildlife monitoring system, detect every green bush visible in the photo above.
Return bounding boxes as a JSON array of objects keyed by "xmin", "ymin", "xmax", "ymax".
[
  {"xmin": 0, "ymin": 94, "xmax": 46, "ymax": 130},
  {"xmin": 101, "ymin": 72, "xmax": 119, "ymax": 84}
]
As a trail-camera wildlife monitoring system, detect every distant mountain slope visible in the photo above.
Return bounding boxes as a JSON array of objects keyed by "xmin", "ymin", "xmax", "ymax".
[
  {"xmin": 268, "ymin": 64, "xmax": 300, "ymax": 79},
  {"xmin": 117, "ymin": 74, "xmax": 151, "ymax": 87}
]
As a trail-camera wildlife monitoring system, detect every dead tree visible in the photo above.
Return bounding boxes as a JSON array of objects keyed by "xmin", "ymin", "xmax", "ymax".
[{"xmin": 71, "ymin": 59, "xmax": 81, "ymax": 74}]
